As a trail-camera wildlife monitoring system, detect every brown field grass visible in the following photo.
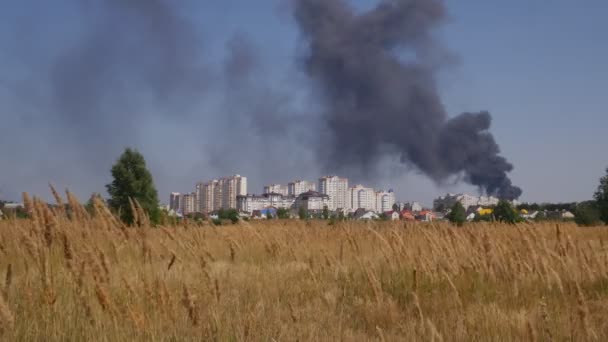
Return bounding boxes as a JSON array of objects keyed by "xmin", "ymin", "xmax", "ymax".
[{"xmin": 1, "ymin": 193, "xmax": 608, "ymax": 341}]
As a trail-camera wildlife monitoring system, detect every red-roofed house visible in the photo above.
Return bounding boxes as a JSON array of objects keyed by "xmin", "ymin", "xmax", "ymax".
[
  {"xmin": 401, "ymin": 210, "xmax": 416, "ymax": 221},
  {"xmin": 416, "ymin": 210, "xmax": 436, "ymax": 222}
]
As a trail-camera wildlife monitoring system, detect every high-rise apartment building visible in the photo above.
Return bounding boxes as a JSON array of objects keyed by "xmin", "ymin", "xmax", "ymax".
[
  {"xmin": 188, "ymin": 175, "xmax": 248, "ymax": 213},
  {"xmin": 318, "ymin": 176, "xmax": 349, "ymax": 210},
  {"xmin": 263, "ymin": 184, "xmax": 289, "ymax": 196},
  {"xmin": 375, "ymin": 190, "xmax": 396, "ymax": 213},
  {"xmin": 220, "ymin": 175, "xmax": 247, "ymax": 210},
  {"xmin": 349, "ymin": 185, "xmax": 376, "ymax": 211},
  {"xmin": 213, "ymin": 180, "xmax": 223, "ymax": 211},
  {"xmin": 288, "ymin": 180, "xmax": 316, "ymax": 196},
  {"xmin": 182, "ymin": 192, "xmax": 197, "ymax": 215},
  {"xmin": 198, "ymin": 180, "xmax": 218, "ymax": 213},
  {"xmin": 169, "ymin": 192, "xmax": 181, "ymax": 211}
]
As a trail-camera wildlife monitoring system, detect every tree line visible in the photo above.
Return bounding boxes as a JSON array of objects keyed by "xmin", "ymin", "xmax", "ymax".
[
  {"xmin": 447, "ymin": 167, "xmax": 608, "ymax": 227},
  {"xmin": 5, "ymin": 147, "xmax": 607, "ymax": 228}
]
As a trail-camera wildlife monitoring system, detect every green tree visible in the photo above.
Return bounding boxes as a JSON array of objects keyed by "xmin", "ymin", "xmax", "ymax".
[
  {"xmin": 594, "ymin": 167, "xmax": 608, "ymax": 224},
  {"xmin": 447, "ymin": 202, "xmax": 466, "ymax": 227},
  {"xmin": 298, "ymin": 207, "xmax": 308, "ymax": 220},
  {"xmin": 106, "ymin": 148, "xmax": 160, "ymax": 225},
  {"xmin": 322, "ymin": 206, "xmax": 330, "ymax": 220},
  {"xmin": 494, "ymin": 200, "xmax": 519, "ymax": 224},
  {"xmin": 276, "ymin": 208, "xmax": 290, "ymax": 219},
  {"xmin": 575, "ymin": 201, "xmax": 602, "ymax": 227},
  {"xmin": 218, "ymin": 208, "xmax": 239, "ymax": 224}
]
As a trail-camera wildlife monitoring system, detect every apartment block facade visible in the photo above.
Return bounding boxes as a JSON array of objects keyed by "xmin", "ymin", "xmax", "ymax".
[
  {"xmin": 318, "ymin": 176, "xmax": 349, "ymax": 210},
  {"xmin": 187, "ymin": 175, "xmax": 248, "ymax": 213},
  {"xmin": 169, "ymin": 192, "xmax": 181, "ymax": 211},
  {"xmin": 349, "ymin": 185, "xmax": 376, "ymax": 211},
  {"xmin": 198, "ymin": 180, "xmax": 218, "ymax": 213},
  {"xmin": 181, "ymin": 192, "xmax": 197, "ymax": 215},
  {"xmin": 288, "ymin": 180, "xmax": 316, "ymax": 196},
  {"xmin": 295, "ymin": 191, "xmax": 330, "ymax": 212},
  {"xmin": 220, "ymin": 175, "xmax": 247, "ymax": 210},
  {"xmin": 433, "ymin": 193, "xmax": 499, "ymax": 211},
  {"xmin": 263, "ymin": 184, "xmax": 289, "ymax": 196},
  {"xmin": 375, "ymin": 190, "xmax": 396, "ymax": 213},
  {"xmin": 237, "ymin": 193, "xmax": 296, "ymax": 213}
]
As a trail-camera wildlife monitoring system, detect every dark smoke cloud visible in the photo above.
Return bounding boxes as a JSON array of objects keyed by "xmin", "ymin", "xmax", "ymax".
[
  {"xmin": 0, "ymin": 0, "xmax": 521, "ymax": 203},
  {"xmin": 294, "ymin": 0, "xmax": 522, "ymax": 199}
]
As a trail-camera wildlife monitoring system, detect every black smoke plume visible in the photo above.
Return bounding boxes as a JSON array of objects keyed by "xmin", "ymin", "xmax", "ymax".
[{"xmin": 294, "ymin": 0, "xmax": 522, "ymax": 199}]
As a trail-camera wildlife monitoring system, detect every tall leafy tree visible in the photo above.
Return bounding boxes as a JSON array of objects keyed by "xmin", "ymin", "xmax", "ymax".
[
  {"xmin": 322, "ymin": 206, "xmax": 330, "ymax": 220},
  {"xmin": 494, "ymin": 200, "xmax": 519, "ymax": 224},
  {"xmin": 106, "ymin": 148, "xmax": 160, "ymax": 225},
  {"xmin": 575, "ymin": 201, "xmax": 601, "ymax": 227},
  {"xmin": 276, "ymin": 208, "xmax": 290, "ymax": 219},
  {"xmin": 447, "ymin": 202, "xmax": 466, "ymax": 227},
  {"xmin": 594, "ymin": 167, "xmax": 608, "ymax": 224}
]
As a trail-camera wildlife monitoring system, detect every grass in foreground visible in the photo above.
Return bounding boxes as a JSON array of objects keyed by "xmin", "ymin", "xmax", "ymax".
[{"xmin": 1, "ymin": 194, "xmax": 608, "ymax": 340}]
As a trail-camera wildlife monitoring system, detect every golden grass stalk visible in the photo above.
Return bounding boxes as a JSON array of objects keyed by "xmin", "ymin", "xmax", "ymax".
[
  {"xmin": 3, "ymin": 264, "xmax": 12, "ymax": 300},
  {"xmin": 181, "ymin": 285, "xmax": 198, "ymax": 326},
  {"xmin": 0, "ymin": 293, "xmax": 14, "ymax": 332}
]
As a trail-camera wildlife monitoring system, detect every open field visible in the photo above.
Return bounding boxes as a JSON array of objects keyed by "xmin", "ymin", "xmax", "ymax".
[{"xmin": 1, "ymin": 195, "xmax": 608, "ymax": 340}]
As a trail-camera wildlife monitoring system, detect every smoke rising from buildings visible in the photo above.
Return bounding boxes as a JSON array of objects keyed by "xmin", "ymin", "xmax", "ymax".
[
  {"xmin": 294, "ymin": 0, "xmax": 522, "ymax": 199},
  {"xmin": 0, "ymin": 0, "xmax": 521, "ymax": 202}
]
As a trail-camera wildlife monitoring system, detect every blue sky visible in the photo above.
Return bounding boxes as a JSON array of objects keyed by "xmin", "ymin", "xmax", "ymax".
[{"xmin": 1, "ymin": 0, "xmax": 607, "ymax": 206}]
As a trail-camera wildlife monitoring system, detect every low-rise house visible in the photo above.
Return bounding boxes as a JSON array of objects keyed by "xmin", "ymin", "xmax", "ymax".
[
  {"xmin": 295, "ymin": 191, "xmax": 330, "ymax": 212},
  {"xmin": 562, "ymin": 211, "xmax": 575, "ymax": 219},
  {"xmin": 400, "ymin": 210, "xmax": 416, "ymax": 221},
  {"xmin": 237, "ymin": 193, "xmax": 296, "ymax": 214},
  {"xmin": 521, "ymin": 210, "xmax": 540, "ymax": 220},
  {"xmin": 546, "ymin": 210, "xmax": 575, "ymax": 221},
  {"xmin": 416, "ymin": 210, "xmax": 436, "ymax": 222},
  {"xmin": 354, "ymin": 209, "xmax": 379, "ymax": 220},
  {"xmin": 385, "ymin": 211, "xmax": 400, "ymax": 221}
]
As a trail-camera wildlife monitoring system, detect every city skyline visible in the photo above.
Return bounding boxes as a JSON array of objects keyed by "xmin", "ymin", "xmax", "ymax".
[{"xmin": 169, "ymin": 174, "xmax": 422, "ymax": 215}]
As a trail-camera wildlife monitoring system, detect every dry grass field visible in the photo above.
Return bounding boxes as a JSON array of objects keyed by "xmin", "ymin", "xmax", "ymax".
[{"xmin": 1, "ymin": 193, "xmax": 608, "ymax": 341}]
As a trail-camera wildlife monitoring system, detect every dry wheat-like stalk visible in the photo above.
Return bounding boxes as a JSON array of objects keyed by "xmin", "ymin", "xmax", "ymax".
[
  {"xmin": 214, "ymin": 278, "xmax": 221, "ymax": 303},
  {"xmin": 575, "ymin": 281, "xmax": 597, "ymax": 340},
  {"xmin": 62, "ymin": 233, "xmax": 74, "ymax": 271},
  {"xmin": 3, "ymin": 264, "xmax": 12, "ymax": 300},
  {"xmin": 48, "ymin": 184, "xmax": 65, "ymax": 213},
  {"xmin": 526, "ymin": 319, "xmax": 538, "ymax": 342},
  {"xmin": 0, "ymin": 292, "xmax": 13, "ymax": 330},
  {"xmin": 412, "ymin": 291, "xmax": 424, "ymax": 323},
  {"xmin": 94, "ymin": 283, "xmax": 113, "ymax": 314},
  {"xmin": 181, "ymin": 285, "xmax": 198, "ymax": 326},
  {"xmin": 167, "ymin": 252, "xmax": 177, "ymax": 271}
]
